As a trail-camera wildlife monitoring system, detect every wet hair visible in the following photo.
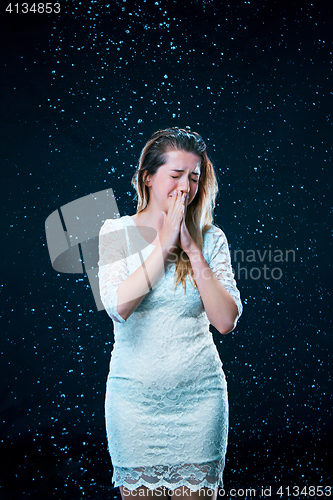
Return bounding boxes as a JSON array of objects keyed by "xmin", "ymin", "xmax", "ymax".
[{"xmin": 131, "ymin": 127, "xmax": 218, "ymax": 291}]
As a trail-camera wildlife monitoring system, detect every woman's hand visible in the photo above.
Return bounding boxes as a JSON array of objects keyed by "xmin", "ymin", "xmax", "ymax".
[
  {"xmin": 159, "ymin": 190, "xmax": 186, "ymax": 252},
  {"xmin": 180, "ymin": 216, "xmax": 199, "ymax": 257},
  {"xmin": 178, "ymin": 192, "xmax": 199, "ymax": 256}
]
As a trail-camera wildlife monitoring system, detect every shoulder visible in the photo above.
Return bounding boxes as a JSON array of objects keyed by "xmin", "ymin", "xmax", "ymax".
[
  {"xmin": 204, "ymin": 224, "xmax": 227, "ymax": 246},
  {"xmin": 99, "ymin": 215, "xmax": 131, "ymax": 235},
  {"xmin": 203, "ymin": 224, "xmax": 229, "ymax": 260}
]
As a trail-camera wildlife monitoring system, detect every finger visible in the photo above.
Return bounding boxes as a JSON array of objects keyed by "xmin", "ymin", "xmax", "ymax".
[
  {"xmin": 169, "ymin": 193, "xmax": 184, "ymax": 219},
  {"xmin": 167, "ymin": 196, "xmax": 185, "ymax": 230},
  {"xmin": 170, "ymin": 189, "xmax": 181, "ymax": 210},
  {"xmin": 182, "ymin": 194, "xmax": 188, "ymax": 220}
]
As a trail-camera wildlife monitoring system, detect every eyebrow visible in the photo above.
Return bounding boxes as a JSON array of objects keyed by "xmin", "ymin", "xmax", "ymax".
[{"xmin": 170, "ymin": 169, "xmax": 200, "ymax": 176}]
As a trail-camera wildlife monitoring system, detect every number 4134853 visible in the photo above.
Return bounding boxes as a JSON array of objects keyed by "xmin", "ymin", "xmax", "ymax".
[
  {"xmin": 6, "ymin": 3, "xmax": 61, "ymax": 14},
  {"xmin": 276, "ymin": 486, "xmax": 331, "ymax": 497}
]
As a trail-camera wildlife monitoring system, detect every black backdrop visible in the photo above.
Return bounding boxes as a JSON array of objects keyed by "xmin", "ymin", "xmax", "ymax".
[{"xmin": 1, "ymin": 0, "xmax": 332, "ymax": 498}]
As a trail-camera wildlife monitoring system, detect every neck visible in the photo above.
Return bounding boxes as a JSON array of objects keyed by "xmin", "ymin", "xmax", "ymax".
[{"xmin": 137, "ymin": 206, "xmax": 163, "ymax": 231}]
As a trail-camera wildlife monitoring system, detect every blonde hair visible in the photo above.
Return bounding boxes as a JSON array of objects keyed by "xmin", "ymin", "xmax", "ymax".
[{"xmin": 131, "ymin": 127, "xmax": 218, "ymax": 291}]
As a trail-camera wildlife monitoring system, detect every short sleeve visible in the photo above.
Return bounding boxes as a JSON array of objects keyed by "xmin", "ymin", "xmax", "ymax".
[
  {"xmin": 208, "ymin": 227, "xmax": 243, "ymax": 319},
  {"xmin": 98, "ymin": 219, "xmax": 128, "ymax": 323}
]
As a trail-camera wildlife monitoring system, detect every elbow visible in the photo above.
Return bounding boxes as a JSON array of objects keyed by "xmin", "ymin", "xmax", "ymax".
[
  {"xmin": 217, "ymin": 299, "xmax": 241, "ymax": 334},
  {"xmin": 103, "ymin": 301, "xmax": 127, "ymax": 323},
  {"xmin": 216, "ymin": 318, "xmax": 237, "ymax": 335},
  {"xmin": 117, "ymin": 300, "xmax": 137, "ymax": 322},
  {"xmin": 117, "ymin": 295, "xmax": 145, "ymax": 322},
  {"xmin": 116, "ymin": 303, "xmax": 129, "ymax": 322},
  {"xmin": 215, "ymin": 310, "xmax": 240, "ymax": 335}
]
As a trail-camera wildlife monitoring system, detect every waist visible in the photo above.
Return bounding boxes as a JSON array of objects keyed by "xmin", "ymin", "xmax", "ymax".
[{"xmin": 108, "ymin": 339, "xmax": 223, "ymax": 389}]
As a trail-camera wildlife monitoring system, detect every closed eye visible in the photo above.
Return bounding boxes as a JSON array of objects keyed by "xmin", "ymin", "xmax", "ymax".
[{"xmin": 171, "ymin": 176, "xmax": 198, "ymax": 182}]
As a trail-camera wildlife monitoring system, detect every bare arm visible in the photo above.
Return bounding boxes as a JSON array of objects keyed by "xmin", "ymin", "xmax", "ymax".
[
  {"xmin": 187, "ymin": 247, "xmax": 239, "ymax": 334},
  {"xmin": 116, "ymin": 242, "xmax": 168, "ymax": 321},
  {"xmin": 180, "ymin": 220, "xmax": 242, "ymax": 335}
]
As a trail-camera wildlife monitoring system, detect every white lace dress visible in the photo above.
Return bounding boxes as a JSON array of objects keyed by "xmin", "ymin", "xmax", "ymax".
[{"xmin": 98, "ymin": 215, "xmax": 242, "ymax": 491}]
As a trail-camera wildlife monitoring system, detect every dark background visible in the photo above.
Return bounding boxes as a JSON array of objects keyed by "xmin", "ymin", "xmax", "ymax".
[{"xmin": 1, "ymin": 0, "xmax": 332, "ymax": 498}]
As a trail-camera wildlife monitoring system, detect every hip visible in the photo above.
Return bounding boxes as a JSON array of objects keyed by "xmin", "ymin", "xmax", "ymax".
[{"xmin": 108, "ymin": 343, "xmax": 225, "ymax": 390}]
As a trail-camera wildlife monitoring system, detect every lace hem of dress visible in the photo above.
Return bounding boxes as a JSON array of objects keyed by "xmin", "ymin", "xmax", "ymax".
[{"xmin": 111, "ymin": 460, "xmax": 225, "ymax": 491}]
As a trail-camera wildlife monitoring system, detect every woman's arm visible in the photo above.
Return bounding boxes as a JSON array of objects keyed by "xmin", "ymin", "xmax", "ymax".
[
  {"xmin": 115, "ymin": 242, "xmax": 169, "ymax": 321},
  {"xmin": 99, "ymin": 225, "xmax": 169, "ymax": 323},
  {"xmin": 188, "ymin": 247, "xmax": 239, "ymax": 334},
  {"xmin": 180, "ymin": 221, "xmax": 242, "ymax": 335},
  {"xmin": 101, "ymin": 191, "xmax": 186, "ymax": 322}
]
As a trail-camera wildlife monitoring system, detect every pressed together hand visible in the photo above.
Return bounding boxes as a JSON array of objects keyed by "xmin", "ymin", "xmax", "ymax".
[{"xmin": 159, "ymin": 190, "xmax": 197, "ymax": 256}]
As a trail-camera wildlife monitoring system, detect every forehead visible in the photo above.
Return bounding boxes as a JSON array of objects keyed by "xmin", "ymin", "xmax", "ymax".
[{"xmin": 163, "ymin": 150, "xmax": 201, "ymax": 172}]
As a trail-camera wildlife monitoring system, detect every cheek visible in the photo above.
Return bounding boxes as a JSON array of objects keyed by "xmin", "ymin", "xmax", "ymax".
[
  {"xmin": 167, "ymin": 179, "xmax": 178, "ymax": 194},
  {"xmin": 191, "ymin": 184, "xmax": 199, "ymax": 199}
]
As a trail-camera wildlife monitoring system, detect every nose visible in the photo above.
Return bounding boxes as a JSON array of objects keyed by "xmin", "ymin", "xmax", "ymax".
[{"xmin": 178, "ymin": 177, "xmax": 190, "ymax": 194}]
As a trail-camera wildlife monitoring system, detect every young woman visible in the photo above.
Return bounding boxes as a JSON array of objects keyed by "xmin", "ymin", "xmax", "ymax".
[{"xmin": 98, "ymin": 127, "xmax": 242, "ymax": 500}]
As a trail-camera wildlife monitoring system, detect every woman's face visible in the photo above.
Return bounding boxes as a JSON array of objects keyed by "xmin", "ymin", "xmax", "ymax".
[{"xmin": 145, "ymin": 149, "xmax": 201, "ymax": 213}]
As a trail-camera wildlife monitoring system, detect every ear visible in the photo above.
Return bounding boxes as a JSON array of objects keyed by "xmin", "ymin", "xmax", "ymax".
[{"xmin": 144, "ymin": 173, "xmax": 151, "ymax": 187}]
